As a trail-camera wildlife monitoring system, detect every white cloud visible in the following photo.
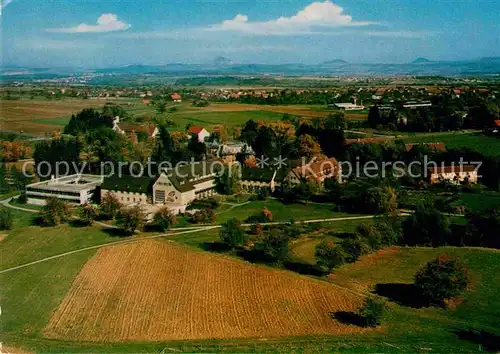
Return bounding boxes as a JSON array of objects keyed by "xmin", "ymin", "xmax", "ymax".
[
  {"xmin": 0, "ymin": 0, "xmax": 14, "ymax": 16},
  {"xmin": 208, "ymin": 1, "xmax": 378, "ymax": 35},
  {"xmin": 47, "ymin": 13, "xmax": 131, "ymax": 33}
]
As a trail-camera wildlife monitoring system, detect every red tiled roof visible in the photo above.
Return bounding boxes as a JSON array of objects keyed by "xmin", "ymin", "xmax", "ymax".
[
  {"xmin": 188, "ymin": 126, "xmax": 205, "ymax": 135},
  {"xmin": 292, "ymin": 157, "xmax": 340, "ymax": 180},
  {"xmin": 171, "ymin": 93, "xmax": 182, "ymax": 100}
]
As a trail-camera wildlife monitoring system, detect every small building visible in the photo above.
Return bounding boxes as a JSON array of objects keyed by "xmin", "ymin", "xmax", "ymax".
[
  {"xmin": 333, "ymin": 103, "xmax": 365, "ymax": 111},
  {"xmin": 428, "ymin": 165, "xmax": 478, "ymax": 185},
  {"xmin": 26, "ymin": 174, "xmax": 103, "ymax": 205},
  {"xmin": 171, "ymin": 93, "xmax": 182, "ymax": 102},
  {"xmin": 187, "ymin": 126, "xmax": 210, "ymax": 142},
  {"xmin": 115, "ymin": 123, "xmax": 159, "ymax": 139}
]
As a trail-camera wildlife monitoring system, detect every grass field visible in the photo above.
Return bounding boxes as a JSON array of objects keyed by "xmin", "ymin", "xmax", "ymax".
[
  {"xmin": 0, "ymin": 99, "xmax": 109, "ymax": 135},
  {"xmin": 215, "ymin": 199, "xmax": 351, "ymax": 224},
  {"xmin": 1, "ymin": 99, "xmax": 367, "ymax": 136},
  {"xmin": 403, "ymin": 132, "xmax": 500, "ymax": 157},
  {"xmin": 2, "ymin": 207, "xmax": 500, "ymax": 352}
]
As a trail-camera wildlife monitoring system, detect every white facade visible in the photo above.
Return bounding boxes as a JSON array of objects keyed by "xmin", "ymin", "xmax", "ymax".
[{"xmin": 26, "ymin": 174, "xmax": 103, "ymax": 205}]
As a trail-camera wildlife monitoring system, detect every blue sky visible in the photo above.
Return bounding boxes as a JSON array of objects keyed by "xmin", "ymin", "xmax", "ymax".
[{"xmin": 1, "ymin": 0, "xmax": 499, "ymax": 67}]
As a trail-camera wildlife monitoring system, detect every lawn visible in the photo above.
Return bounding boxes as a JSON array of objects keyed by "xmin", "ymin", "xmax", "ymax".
[
  {"xmin": 1, "ymin": 207, "xmax": 499, "ymax": 352},
  {"xmin": 215, "ymin": 199, "xmax": 352, "ymax": 224},
  {"xmin": 458, "ymin": 192, "xmax": 500, "ymax": 212}
]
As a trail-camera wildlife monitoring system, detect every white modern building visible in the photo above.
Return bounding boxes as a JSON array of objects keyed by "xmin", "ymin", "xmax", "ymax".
[
  {"xmin": 26, "ymin": 174, "xmax": 104, "ymax": 205},
  {"xmin": 333, "ymin": 103, "xmax": 365, "ymax": 111}
]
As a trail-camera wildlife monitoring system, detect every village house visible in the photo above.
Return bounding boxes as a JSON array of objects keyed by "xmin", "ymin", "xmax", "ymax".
[
  {"xmin": 187, "ymin": 125, "xmax": 210, "ymax": 142},
  {"xmin": 428, "ymin": 165, "xmax": 478, "ymax": 185},
  {"xmin": 171, "ymin": 93, "xmax": 182, "ymax": 102},
  {"xmin": 112, "ymin": 116, "xmax": 159, "ymax": 139}
]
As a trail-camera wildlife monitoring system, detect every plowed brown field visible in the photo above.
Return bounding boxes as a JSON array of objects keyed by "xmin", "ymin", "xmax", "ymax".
[{"xmin": 44, "ymin": 240, "xmax": 367, "ymax": 342}]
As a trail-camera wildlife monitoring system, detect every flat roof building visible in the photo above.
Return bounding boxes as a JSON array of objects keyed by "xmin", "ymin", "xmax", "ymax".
[{"xmin": 26, "ymin": 174, "xmax": 103, "ymax": 205}]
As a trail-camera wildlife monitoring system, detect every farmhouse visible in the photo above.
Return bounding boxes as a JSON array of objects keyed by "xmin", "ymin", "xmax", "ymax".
[
  {"xmin": 187, "ymin": 126, "xmax": 210, "ymax": 142},
  {"xmin": 26, "ymin": 174, "xmax": 103, "ymax": 205},
  {"xmin": 428, "ymin": 165, "xmax": 478, "ymax": 185}
]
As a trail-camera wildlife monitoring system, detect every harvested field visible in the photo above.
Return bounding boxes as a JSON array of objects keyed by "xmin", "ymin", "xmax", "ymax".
[
  {"xmin": 1, "ymin": 99, "xmax": 111, "ymax": 135},
  {"xmin": 44, "ymin": 240, "xmax": 366, "ymax": 342}
]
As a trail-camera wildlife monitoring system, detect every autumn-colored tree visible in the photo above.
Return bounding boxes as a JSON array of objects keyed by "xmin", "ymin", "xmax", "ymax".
[
  {"xmin": 170, "ymin": 131, "xmax": 188, "ymax": 150},
  {"xmin": 212, "ymin": 124, "xmax": 228, "ymax": 142},
  {"xmin": 267, "ymin": 121, "xmax": 295, "ymax": 154},
  {"xmin": 78, "ymin": 203, "xmax": 99, "ymax": 225},
  {"xmin": 297, "ymin": 134, "xmax": 321, "ymax": 159},
  {"xmin": 38, "ymin": 198, "xmax": 72, "ymax": 226},
  {"xmin": 100, "ymin": 191, "xmax": 122, "ymax": 219},
  {"xmin": 0, "ymin": 141, "xmax": 32, "ymax": 162},
  {"xmin": 116, "ymin": 205, "xmax": 147, "ymax": 234},
  {"xmin": 153, "ymin": 207, "xmax": 178, "ymax": 231}
]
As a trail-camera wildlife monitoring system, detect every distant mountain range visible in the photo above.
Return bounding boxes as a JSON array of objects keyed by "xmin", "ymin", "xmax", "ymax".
[
  {"xmin": 2, "ymin": 57, "xmax": 500, "ymax": 81},
  {"xmin": 412, "ymin": 57, "xmax": 433, "ymax": 64}
]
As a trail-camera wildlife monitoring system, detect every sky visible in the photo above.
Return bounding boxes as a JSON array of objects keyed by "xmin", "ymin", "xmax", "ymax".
[{"xmin": 1, "ymin": 0, "xmax": 499, "ymax": 68}]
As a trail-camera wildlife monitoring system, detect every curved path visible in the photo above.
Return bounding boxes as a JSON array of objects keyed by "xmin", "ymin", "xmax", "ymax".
[{"xmin": 0, "ymin": 195, "xmax": 408, "ymax": 274}]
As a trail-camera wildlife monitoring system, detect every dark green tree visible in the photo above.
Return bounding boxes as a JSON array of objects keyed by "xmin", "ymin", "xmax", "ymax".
[
  {"xmin": 414, "ymin": 255, "xmax": 469, "ymax": 306},
  {"xmin": 219, "ymin": 218, "xmax": 247, "ymax": 249}
]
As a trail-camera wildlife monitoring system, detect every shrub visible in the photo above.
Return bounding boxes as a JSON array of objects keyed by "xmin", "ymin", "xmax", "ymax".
[
  {"xmin": 100, "ymin": 192, "xmax": 122, "ymax": 219},
  {"xmin": 249, "ymin": 222, "xmax": 263, "ymax": 236},
  {"xmin": 190, "ymin": 208, "xmax": 216, "ymax": 224},
  {"xmin": 115, "ymin": 206, "xmax": 146, "ymax": 234},
  {"xmin": 0, "ymin": 207, "xmax": 13, "ymax": 230},
  {"xmin": 402, "ymin": 203, "xmax": 450, "ymax": 246},
  {"xmin": 219, "ymin": 218, "xmax": 247, "ymax": 249},
  {"xmin": 315, "ymin": 240, "xmax": 346, "ymax": 272},
  {"xmin": 78, "ymin": 203, "xmax": 99, "ymax": 225},
  {"xmin": 38, "ymin": 198, "xmax": 72, "ymax": 226},
  {"xmin": 358, "ymin": 298, "xmax": 386, "ymax": 327},
  {"xmin": 340, "ymin": 236, "xmax": 369, "ymax": 263},
  {"xmin": 414, "ymin": 254, "xmax": 469, "ymax": 306},
  {"xmin": 257, "ymin": 188, "xmax": 270, "ymax": 200},
  {"xmin": 153, "ymin": 207, "xmax": 177, "ymax": 231},
  {"xmin": 245, "ymin": 207, "xmax": 273, "ymax": 223},
  {"xmin": 17, "ymin": 192, "xmax": 27, "ymax": 204},
  {"xmin": 259, "ymin": 229, "xmax": 289, "ymax": 263}
]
